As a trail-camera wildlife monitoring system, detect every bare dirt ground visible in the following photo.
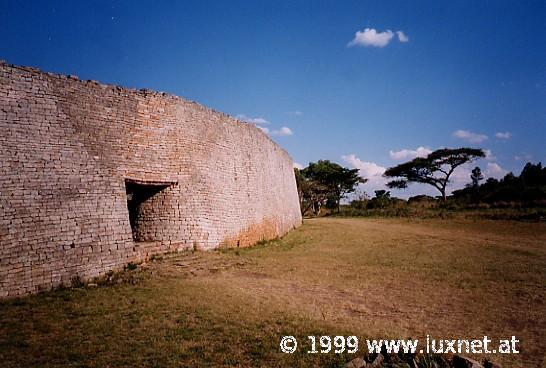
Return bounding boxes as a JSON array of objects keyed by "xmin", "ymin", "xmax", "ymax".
[{"xmin": 1, "ymin": 218, "xmax": 545, "ymax": 367}]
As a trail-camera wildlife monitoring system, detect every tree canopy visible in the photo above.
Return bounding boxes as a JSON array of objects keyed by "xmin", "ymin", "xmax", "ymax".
[
  {"xmin": 470, "ymin": 166, "xmax": 484, "ymax": 189},
  {"xmin": 384, "ymin": 148, "xmax": 485, "ymax": 202},
  {"xmin": 295, "ymin": 160, "xmax": 366, "ymax": 215}
]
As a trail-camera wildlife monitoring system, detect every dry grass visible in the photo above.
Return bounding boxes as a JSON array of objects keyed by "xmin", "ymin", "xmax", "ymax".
[{"xmin": 1, "ymin": 218, "xmax": 545, "ymax": 367}]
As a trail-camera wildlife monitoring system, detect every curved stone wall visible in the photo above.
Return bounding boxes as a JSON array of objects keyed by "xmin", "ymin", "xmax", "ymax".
[{"xmin": 0, "ymin": 61, "xmax": 302, "ymax": 297}]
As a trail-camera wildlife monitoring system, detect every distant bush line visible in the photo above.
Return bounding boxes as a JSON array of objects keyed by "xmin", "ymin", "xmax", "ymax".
[{"xmin": 316, "ymin": 162, "xmax": 546, "ymax": 221}]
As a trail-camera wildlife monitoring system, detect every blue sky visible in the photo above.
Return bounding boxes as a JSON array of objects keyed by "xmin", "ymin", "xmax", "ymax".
[{"xmin": 1, "ymin": 1, "xmax": 545, "ymax": 197}]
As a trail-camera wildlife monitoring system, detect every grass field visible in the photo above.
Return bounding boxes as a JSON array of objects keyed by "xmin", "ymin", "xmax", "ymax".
[{"xmin": 1, "ymin": 218, "xmax": 545, "ymax": 367}]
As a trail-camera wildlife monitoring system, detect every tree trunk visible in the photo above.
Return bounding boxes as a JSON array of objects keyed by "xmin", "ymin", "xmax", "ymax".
[{"xmin": 312, "ymin": 202, "xmax": 317, "ymax": 216}]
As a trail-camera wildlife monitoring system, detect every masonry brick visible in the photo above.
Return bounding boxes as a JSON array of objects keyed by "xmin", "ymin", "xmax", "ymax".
[{"xmin": 0, "ymin": 61, "xmax": 302, "ymax": 298}]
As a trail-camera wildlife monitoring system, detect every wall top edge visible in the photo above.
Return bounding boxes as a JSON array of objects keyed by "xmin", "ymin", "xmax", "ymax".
[{"xmin": 0, "ymin": 59, "xmax": 296, "ymax": 164}]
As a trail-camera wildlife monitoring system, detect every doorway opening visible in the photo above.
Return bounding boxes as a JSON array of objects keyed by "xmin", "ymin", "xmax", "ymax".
[{"xmin": 125, "ymin": 179, "xmax": 176, "ymax": 242}]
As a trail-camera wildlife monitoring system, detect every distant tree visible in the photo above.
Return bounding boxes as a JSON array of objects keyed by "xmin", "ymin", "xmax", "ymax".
[
  {"xmin": 464, "ymin": 162, "xmax": 546, "ymax": 203},
  {"xmin": 349, "ymin": 189, "xmax": 369, "ymax": 210},
  {"xmin": 296, "ymin": 160, "xmax": 367, "ymax": 215},
  {"xmin": 384, "ymin": 148, "xmax": 485, "ymax": 203},
  {"xmin": 470, "ymin": 166, "xmax": 484, "ymax": 189},
  {"xmin": 294, "ymin": 168, "xmax": 307, "ymax": 213},
  {"xmin": 374, "ymin": 190, "xmax": 391, "ymax": 199},
  {"xmin": 367, "ymin": 190, "xmax": 392, "ymax": 209},
  {"xmin": 480, "ymin": 177, "xmax": 499, "ymax": 195},
  {"xmin": 352, "ymin": 189, "xmax": 369, "ymax": 202},
  {"xmin": 520, "ymin": 162, "xmax": 545, "ymax": 187},
  {"xmin": 294, "ymin": 168, "xmax": 330, "ymax": 216}
]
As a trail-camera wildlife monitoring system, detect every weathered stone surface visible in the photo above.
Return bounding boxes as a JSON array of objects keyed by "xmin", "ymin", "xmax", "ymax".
[
  {"xmin": 0, "ymin": 61, "xmax": 302, "ymax": 298},
  {"xmin": 369, "ymin": 353, "xmax": 384, "ymax": 368},
  {"xmin": 453, "ymin": 355, "xmax": 483, "ymax": 368},
  {"xmin": 346, "ymin": 357, "xmax": 367, "ymax": 368},
  {"xmin": 483, "ymin": 360, "xmax": 502, "ymax": 368}
]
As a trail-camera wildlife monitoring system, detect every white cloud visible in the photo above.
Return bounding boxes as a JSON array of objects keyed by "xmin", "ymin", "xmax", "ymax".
[
  {"xmin": 286, "ymin": 111, "xmax": 303, "ymax": 116},
  {"xmin": 449, "ymin": 163, "xmax": 473, "ymax": 188},
  {"xmin": 236, "ymin": 114, "xmax": 269, "ymax": 125},
  {"xmin": 293, "ymin": 162, "xmax": 304, "ymax": 170},
  {"xmin": 396, "ymin": 31, "xmax": 409, "ymax": 42},
  {"xmin": 495, "ymin": 131, "xmax": 512, "ymax": 139},
  {"xmin": 452, "ymin": 129, "xmax": 488, "ymax": 144},
  {"xmin": 347, "ymin": 28, "xmax": 395, "ymax": 48},
  {"xmin": 448, "ymin": 163, "xmax": 484, "ymax": 191},
  {"xmin": 342, "ymin": 154, "xmax": 386, "ymax": 178},
  {"xmin": 515, "ymin": 153, "xmax": 533, "ymax": 161},
  {"xmin": 271, "ymin": 127, "xmax": 293, "ymax": 136},
  {"xmin": 389, "ymin": 146, "xmax": 432, "ymax": 161},
  {"xmin": 484, "ymin": 162, "xmax": 508, "ymax": 179},
  {"xmin": 342, "ymin": 154, "xmax": 387, "ymax": 194},
  {"xmin": 484, "ymin": 149, "xmax": 496, "ymax": 161},
  {"xmin": 237, "ymin": 114, "xmax": 292, "ymax": 136},
  {"xmin": 449, "ymin": 161, "xmax": 507, "ymax": 189}
]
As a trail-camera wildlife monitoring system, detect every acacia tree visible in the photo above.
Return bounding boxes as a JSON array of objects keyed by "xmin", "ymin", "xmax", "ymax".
[
  {"xmin": 296, "ymin": 160, "xmax": 366, "ymax": 215},
  {"xmin": 384, "ymin": 148, "xmax": 485, "ymax": 203}
]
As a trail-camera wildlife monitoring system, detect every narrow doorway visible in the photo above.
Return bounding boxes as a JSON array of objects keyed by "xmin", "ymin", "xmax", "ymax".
[{"xmin": 124, "ymin": 179, "xmax": 175, "ymax": 242}]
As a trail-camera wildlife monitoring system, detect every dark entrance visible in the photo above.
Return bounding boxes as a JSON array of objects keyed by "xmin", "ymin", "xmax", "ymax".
[{"xmin": 125, "ymin": 179, "xmax": 176, "ymax": 242}]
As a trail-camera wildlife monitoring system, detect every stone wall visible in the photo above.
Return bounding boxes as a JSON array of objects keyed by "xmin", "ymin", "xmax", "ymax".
[{"xmin": 0, "ymin": 61, "xmax": 302, "ymax": 298}]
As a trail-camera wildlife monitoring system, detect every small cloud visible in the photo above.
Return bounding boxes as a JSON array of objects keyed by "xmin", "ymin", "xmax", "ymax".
[
  {"xmin": 294, "ymin": 162, "xmax": 304, "ymax": 170},
  {"xmin": 342, "ymin": 154, "xmax": 392, "ymax": 195},
  {"xmin": 236, "ymin": 114, "xmax": 269, "ymax": 125},
  {"xmin": 495, "ymin": 131, "xmax": 512, "ymax": 139},
  {"xmin": 396, "ymin": 31, "xmax": 409, "ymax": 42},
  {"xmin": 449, "ymin": 163, "xmax": 474, "ymax": 187},
  {"xmin": 484, "ymin": 149, "xmax": 496, "ymax": 161},
  {"xmin": 449, "ymin": 161, "xmax": 505, "ymax": 188},
  {"xmin": 389, "ymin": 146, "xmax": 432, "ymax": 161},
  {"xmin": 341, "ymin": 154, "xmax": 386, "ymax": 179},
  {"xmin": 515, "ymin": 153, "xmax": 533, "ymax": 161},
  {"xmin": 484, "ymin": 162, "xmax": 508, "ymax": 179},
  {"xmin": 238, "ymin": 113, "xmax": 292, "ymax": 136},
  {"xmin": 286, "ymin": 111, "xmax": 303, "ymax": 116},
  {"xmin": 452, "ymin": 129, "xmax": 488, "ymax": 144},
  {"xmin": 347, "ymin": 28, "xmax": 394, "ymax": 48},
  {"xmin": 453, "ymin": 162, "xmax": 507, "ymax": 184},
  {"xmin": 271, "ymin": 127, "xmax": 293, "ymax": 136}
]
